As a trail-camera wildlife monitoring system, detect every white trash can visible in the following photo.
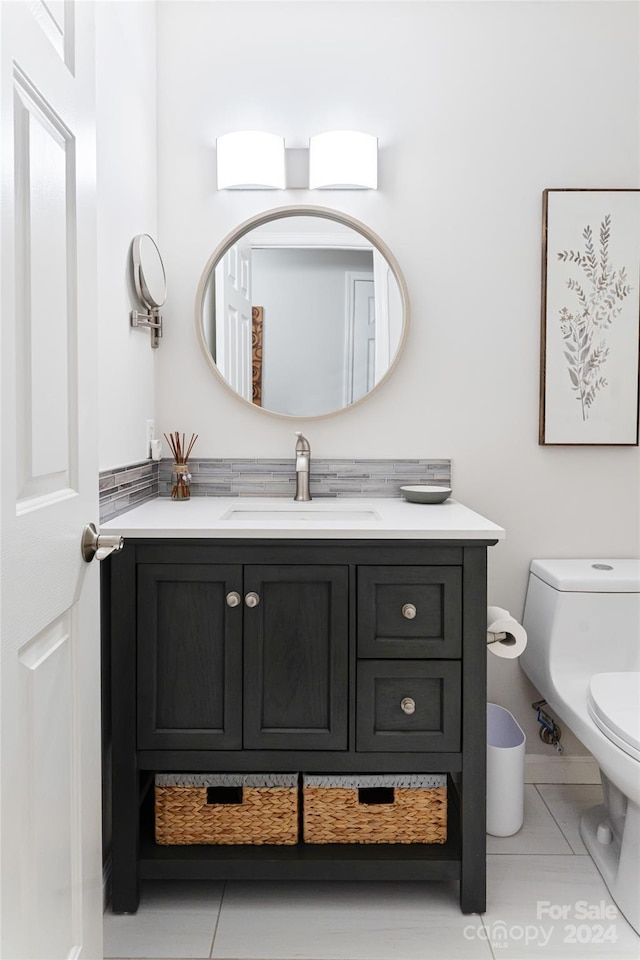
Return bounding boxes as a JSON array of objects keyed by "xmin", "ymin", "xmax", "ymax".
[{"xmin": 486, "ymin": 702, "xmax": 526, "ymax": 837}]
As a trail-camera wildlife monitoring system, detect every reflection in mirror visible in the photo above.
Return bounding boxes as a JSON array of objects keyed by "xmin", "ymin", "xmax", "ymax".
[{"xmin": 197, "ymin": 209, "xmax": 407, "ymax": 419}]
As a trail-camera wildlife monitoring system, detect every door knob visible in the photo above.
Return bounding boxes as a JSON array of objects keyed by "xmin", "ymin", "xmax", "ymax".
[
  {"xmin": 244, "ymin": 592, "xmax": 260, "ymax": 608},
  {"xmin": 226, "ymin": 591, "xmax": 241, "ymax": 607},
  {"xmin": 400, "ymin": 697, "xmax": 416, "ymax": 715},
  {"xmin": 81, "ymin": 523, "xmax": 124, "ymax": 562},
  {"xmin": 402, "ymin": 603, "xmax": 417, "ymax": 620}
]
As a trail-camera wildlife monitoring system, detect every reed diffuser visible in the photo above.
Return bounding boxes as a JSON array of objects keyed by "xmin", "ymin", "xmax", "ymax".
[{"xmin": 163, "ymin": 431, "xmax": 198, "ymax": 501}]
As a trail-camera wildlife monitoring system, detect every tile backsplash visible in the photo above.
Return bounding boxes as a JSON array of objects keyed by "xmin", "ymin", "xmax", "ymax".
[
  {"xmin": 99, "ymin": 460, "xmax": 159, "ymax": 521},
  {"xmin": 99, "ymin": 458, "xmax": 451, "ymax": 522},
  {"xmin": 159, "ymin": 458, "xmax": 451, "ymax": 499}
]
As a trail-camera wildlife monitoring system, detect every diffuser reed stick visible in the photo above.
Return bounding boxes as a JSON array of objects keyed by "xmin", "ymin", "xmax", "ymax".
[{"xmin": 164, "ymin": 431, "xmax": 198, "ymax": 500}]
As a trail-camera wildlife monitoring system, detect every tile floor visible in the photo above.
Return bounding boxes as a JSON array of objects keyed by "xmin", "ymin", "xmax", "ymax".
[{"xmin": 104, "ymin": 784, "xmax": 640, "ymax": 960}]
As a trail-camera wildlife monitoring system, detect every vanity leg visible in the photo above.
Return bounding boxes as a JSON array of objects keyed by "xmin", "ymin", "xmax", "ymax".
[
  {"xmin": 459, "ymin": 772, "xmax": 486, "ymax": 914},
  {"xmin": 111, "ymin": 762, "xmax": 140, "ymax": 913},
  {"xmin": 109, "ymin": 548, "xmax": 141, "ymax": 913},
  {"xmin": 460, "ymin": 546, "xmax": 487, "ymax": 914}
]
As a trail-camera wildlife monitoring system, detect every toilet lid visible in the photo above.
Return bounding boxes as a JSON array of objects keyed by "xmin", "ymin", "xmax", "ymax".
[{"xmin": 587, "ymin": 673, "xmax": 640, "ymax": 762}]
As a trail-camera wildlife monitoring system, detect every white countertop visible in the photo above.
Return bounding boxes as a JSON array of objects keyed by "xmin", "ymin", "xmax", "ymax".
[{"xmin": 101, "ymin": 497, "xmax": 505, "ymax": 540}]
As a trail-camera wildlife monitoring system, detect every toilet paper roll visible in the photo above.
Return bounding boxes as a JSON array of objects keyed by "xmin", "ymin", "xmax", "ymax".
[{"xmin": 487, "ymin": 605, "xmax": 528, "ymax": 659}]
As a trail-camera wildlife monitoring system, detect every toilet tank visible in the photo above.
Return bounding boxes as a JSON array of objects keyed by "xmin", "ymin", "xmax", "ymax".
[{"xmin": 521, "ymin": 559, "xmax": 640, "ymax": 698}]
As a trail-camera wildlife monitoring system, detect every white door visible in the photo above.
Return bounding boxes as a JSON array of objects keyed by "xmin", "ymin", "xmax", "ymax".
[
  {"xmin": 215, "ymin": 241, "xmax": 252, "ymax": 399},
  {"xmin": 1, "ymin": 3, "xmax": 103, "ymax": 958},
  {"xmin": 345, "ymin": 272, "xmax": 375, "ymax": 404}
]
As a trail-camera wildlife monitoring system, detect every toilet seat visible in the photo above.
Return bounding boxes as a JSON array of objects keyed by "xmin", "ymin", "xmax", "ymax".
[{"xmin": 587, "ymin": 673, "xmax": 640, "ymax": 762}]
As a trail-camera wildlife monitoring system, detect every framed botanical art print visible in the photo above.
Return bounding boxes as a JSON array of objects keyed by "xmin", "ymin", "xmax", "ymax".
[{"xmin": 539, "ymin": 189, "xmax": 640, "ymax": 445}]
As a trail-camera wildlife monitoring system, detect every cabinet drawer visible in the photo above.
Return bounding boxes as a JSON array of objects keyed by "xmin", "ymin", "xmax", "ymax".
[
  {"xmin": 357, "ymin": 566, "xmax": 461, "ymax": 658},
  {"xmin": 356, "ymin": 660, "xmax": 461, "ymax": 752}
]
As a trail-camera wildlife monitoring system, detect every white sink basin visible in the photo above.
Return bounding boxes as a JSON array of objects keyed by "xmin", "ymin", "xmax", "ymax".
[{"xmin": 222, "ymin": 506, "xmax": 380, "ymax": 523}]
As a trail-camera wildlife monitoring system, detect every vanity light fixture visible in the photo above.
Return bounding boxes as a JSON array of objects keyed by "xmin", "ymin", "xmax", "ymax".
[
  {"xmin": 216, "ymin": 130, "xmax": 378, "ymax": 190},
  {"xmin": 216, "ymin": 131, "xmax": 286, "ymax": 190},
  {"xmin": 308, "ymin": 131, "xmax": 378, "ymax": 190}
]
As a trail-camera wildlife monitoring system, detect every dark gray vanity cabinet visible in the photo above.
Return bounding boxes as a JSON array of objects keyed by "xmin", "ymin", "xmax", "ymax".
[{"xmin": 108, "ymin": 538, "xmax": 495, "ymax": 917}]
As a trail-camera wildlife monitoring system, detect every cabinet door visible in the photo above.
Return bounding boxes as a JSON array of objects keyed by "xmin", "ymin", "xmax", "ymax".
[
  {"xmin": 243, "ymin": 565, "xmax": 348, "ymax": 750},
  {"xmin": 137, "ymin": 564, "xmax": 242, "ymax": 749},
  {"xmin": 358, "ymin": 566, "xmax": 461, "ymax": 658}
]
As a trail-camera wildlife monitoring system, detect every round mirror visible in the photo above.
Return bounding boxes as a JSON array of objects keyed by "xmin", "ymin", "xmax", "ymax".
[
  {"xmin": 195, "ymin": 207, "xmax": 408, "ymax": 419},
  {"xmin": 133, "ymin": 234, "xmax": 167, "ymax": 309}
]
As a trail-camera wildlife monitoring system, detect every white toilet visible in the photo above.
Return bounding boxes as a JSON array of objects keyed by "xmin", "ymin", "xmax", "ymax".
[{"xmin": 521, "ymin": 559, "xmax": 640, "ymax": 934}]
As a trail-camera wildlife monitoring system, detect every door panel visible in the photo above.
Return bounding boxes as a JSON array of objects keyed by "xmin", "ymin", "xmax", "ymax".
[
  {"xmin": 243, "ymin": 565, "xmax": 349, "ymax": 750},
  {"xmin": 14, "ymin": 67, "xmax": 76, "ymax": 500},
  {"xmin": 137, "ymin": 564, "xmax": 243, "ymax": 750},
  {"xmin": 18, "ymin": 615, "xmax": 77, "ymax": 959},
  {"xmin": 29, "ymin": 0, "xmax": 73, "ymax": 68}
]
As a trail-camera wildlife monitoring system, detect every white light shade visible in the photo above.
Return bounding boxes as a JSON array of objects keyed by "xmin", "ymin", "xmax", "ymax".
[
  {"xmin": 309, "ymin": 131, "xmax": 378, "ymax": 189},
  {"xmin": 216, "ymin": 132, "xmax": 285, "ymax": 189}
]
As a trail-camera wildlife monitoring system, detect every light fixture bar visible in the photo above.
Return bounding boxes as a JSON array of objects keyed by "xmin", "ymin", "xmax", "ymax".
[{"xmin": 216, "ymin": 130, "xmax": 378, "ymax": 190}]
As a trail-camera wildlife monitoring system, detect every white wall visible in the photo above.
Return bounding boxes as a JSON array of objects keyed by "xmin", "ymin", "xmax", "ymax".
[
  {"xmin": 96, "ymin": 1, "xmax": 157, "ymax": 471},
  {"xmin": 155, "ymin": 1, "xmax": 640, "ymax": 754}
]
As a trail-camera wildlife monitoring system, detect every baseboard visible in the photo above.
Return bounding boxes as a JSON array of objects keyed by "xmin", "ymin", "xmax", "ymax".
[
  {"xmin": 525, "ymin": 753, "xmax": 600, "ymax": 784},
  {"xmin": 102, "ymin": 855, "xmax": 112, "ymax": 912}
]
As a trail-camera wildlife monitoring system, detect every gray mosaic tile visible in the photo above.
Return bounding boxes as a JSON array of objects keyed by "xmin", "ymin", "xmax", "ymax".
[
  {"xmin": 100, "ymin": 457, "xmax": 451, "ymax": 518},
  {"xmin": 332, "ymin": 467, "xmax": 373, "ymax": 478},
  {"xmin": 328, "ymin": 480, "xmax": 366, "ymax": 493},
  {"xmin": 230, "ymin": 460, "xmax": 289, "ymax": 473},
  {"xmin": 354, "ymin": 482, "xmax": 396, "ymax": 496},
  {"xmin": 99, "ymin": 461, "xmax": 159, "ymax": 523}
]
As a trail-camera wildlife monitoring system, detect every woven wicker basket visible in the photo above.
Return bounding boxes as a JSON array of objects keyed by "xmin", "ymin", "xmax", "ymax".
[
  {"xmin": 303, "ymin": 774, "xmax": 447, "ymax": 844},
  {"xmin": 155, "ymin": 774, "xmax": 298, "ymax": 845}
]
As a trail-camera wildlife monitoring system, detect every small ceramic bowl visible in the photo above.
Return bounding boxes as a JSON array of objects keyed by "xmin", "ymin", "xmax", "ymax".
[{"xmin": 400, "ymin": 485, "xmax": 452, "ymax": 504}]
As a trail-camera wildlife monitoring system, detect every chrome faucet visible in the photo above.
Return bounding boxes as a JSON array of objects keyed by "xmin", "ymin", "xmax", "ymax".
[{"xmin": 294, "ymin": 432, "xmax": 311, "ymax": 501}]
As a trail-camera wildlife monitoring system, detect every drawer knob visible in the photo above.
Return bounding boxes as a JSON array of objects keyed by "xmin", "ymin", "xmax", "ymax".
[
  {"xmin": 226, "ymin": 591, "xmax": 241, "ymax": 608},
  {"xmin": 402, "ymin": 603, "xmax": 417, "ymax": 620},
  {"xmin": 400, "ymin": 697, "xmax": 416, "ymax": 715},
  {"xmin": 245, "ymin": 591, "xmax": 260, "ymax": 608}
]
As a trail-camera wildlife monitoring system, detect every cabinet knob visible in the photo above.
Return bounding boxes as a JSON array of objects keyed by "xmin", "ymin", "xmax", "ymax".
[
  {"xmin": 245, "ymin": 592, "xmax": 260, "ymax": 608},
  {"xmin": 402, "ymin": 603, "xmax": 417, "ymax": 620},
  {"xmin": 400, "ymin": 697, "xmax": 416, "ymax": 715},
  {"xmin": 226, "ymin": 591, "xmax": 241, "ymax": 608}
]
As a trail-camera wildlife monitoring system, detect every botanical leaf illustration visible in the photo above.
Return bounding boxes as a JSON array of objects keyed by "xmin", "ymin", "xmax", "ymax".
[{"xmin": 556, "ymin": 215, "xmax": 632, "ymax": 420}]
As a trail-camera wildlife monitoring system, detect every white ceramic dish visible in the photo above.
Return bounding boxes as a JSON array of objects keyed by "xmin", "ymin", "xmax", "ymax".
[{"xmin": 400, "ymin": 485, "xmax": 452, "ymax": 504}]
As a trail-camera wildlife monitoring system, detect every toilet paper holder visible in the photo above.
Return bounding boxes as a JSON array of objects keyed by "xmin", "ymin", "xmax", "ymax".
[{"xmin": 486, "ymin": 606, "xmax": 528, "ymax": 660}]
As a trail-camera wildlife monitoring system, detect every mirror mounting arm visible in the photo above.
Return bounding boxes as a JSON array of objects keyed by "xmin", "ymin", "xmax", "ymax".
[{"xmin": 130, "ymin": 307, "xmax": 163, "ymax": 348}]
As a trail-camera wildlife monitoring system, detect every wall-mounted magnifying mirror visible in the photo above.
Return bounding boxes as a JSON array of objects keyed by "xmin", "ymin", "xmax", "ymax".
[
  {"xmin": 130, "ymin": 234, "xmax": 166, "ymax": 348},
  {"xmin": 195, "ymin": 207, "xmax": 409, "ymax": 418}
]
